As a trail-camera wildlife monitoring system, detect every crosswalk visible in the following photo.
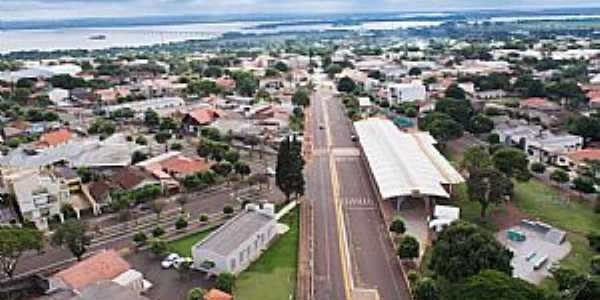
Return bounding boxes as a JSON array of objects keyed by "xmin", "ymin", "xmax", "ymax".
[{"xmin": 342, "ymin": 197, "xmax": 375, "ymax": 208}]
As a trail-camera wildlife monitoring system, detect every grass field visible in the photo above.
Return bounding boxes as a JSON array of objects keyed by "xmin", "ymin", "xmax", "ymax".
[
  {"xmin": 168, "ymin": 226, "xmax": 218, "ymax": 257},
  {"xmin": 234, "ymin": 207, "xmax": 300, "ymax": 300}
]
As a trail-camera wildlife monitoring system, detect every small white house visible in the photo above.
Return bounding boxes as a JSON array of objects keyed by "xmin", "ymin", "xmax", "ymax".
[
  {"xmin": 192, "ymin": 204, "xmax": 277, "ymax": 275},
  {"xmin": 387, "ymin": 82, "xmax": 426, "ymax": 104}
]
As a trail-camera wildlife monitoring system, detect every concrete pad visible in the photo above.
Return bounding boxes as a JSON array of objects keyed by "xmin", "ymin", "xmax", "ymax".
[
  {"xmin": 497, "ymin": 225, "xmax": 571, "ymax": 284},
  {"xmin": 395, "ymin": 199, "xmax": 430, "ymax": 253}
]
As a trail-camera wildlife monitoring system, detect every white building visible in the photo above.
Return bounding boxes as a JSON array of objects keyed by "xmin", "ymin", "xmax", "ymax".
[
  {"xmin": 104, "ymin": 97, "xmax": 185, "ymax": 115},
  {"xmin": 387, "ymin": 82, "xmax": 427, "ymax": 104},
  {"xmin": 48, "ymin": 88, "xmax": 70, "ymax": 105},
  {"xmin": 192, "ymin": 204, "xmax": 277, "ymax": 275},
  {"xmin": 354, "ymin": 118, "xmax": 464, "ymax": 210},
  {"xmin": 1, "ymin": 169, "xmax": 71, "ymax": 230}
]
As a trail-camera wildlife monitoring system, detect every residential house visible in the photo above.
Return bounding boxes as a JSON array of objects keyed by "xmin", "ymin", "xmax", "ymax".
[
  {"xmin": 0, "ymin": 168, "xmax": 72, "ymax": 230},
  {"xmin": 48, "ymin": 250, "xmax": 150, "ymax": 296},
  {"xmin": 34, "ymin": 129, "xmax": 72, "ymax": 149},
  {"xmin": 493, "ymin": 122, "xmax": 583, "ymax": 165},
  {"xmin": 216, "ymin": 76, "xmax": 236, "ymax": 92},
  {"xmin": 475, "ymin": 89, "xmax": 507, "ymax": 100},
  {"xmin": 113, "ymin": 167, "xmax": 160, "ymax": 192},
  {"xmin": 49, "ymin": 88, "xmax": 70, "ymax": 105},
  {"xmin": 136, "ymin": 152, "xmax": 212, "ymax": 191},
  {"xmin": 182, "ymin": 108, "xmax": 223, "ymax": 135},
  {"xmin": 387, "ymin": 82, "xmax": 427, "ymax": 104},
  {"xmin": 204, "ymin": 289, "xmax": 233, "ymax": 300},
  {"xmin": 192, "ymin": 204, "xmax": 278, "ymax": 275},
  {"xmin": 104, "ymin": 97, "xmax": 185, "ymax": 116},
  {"xmin": 564, "ymin": 149, "xmax": 600, "ymax": 172}
]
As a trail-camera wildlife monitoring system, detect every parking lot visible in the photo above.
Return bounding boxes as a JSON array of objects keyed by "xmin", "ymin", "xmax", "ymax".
[{"xmin": 126, "ymin": 250, "xmax": 214, "ymax": 300}]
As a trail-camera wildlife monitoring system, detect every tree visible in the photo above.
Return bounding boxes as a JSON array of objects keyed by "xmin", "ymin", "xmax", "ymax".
[
  {"xmin": 131, "ymin": 150, "xmax": 148, "ymax": 164},
  {"xmin": 469, "ymin": 114, "xmax": 494, "ymax": 134},
  {"xmin": 144, "ymin": 109, "xmax": 160, "ymax": 128},
  {"xmin": 223, "ymin": 205, "xmax": 234, "ymax": 215},
  {"xmin": 461, "ymin": 145, "xmax": 492, "ymax": 174},
  {"xmin": 434, "ymin": 97, "xmax": 473, "ymax": 127},
  {"xmin": 568, "ymin": 116, "xmax": 600, "ymax": 145},
  {"xmin": 276, "ymin": 136, "xmax": 305, "ymax": 201},
  {"xmin": 187, "ymin": 288, "xmax": 206, "ymax": 300},
  {"xmin": 467, "ymin": 168, "xmax": 513, "ymax": 218},
  {"xmin": 154, "ymin": 131, "xmax": 172, "ymax": 144},
  {"xmin": 133, "ymin": 232, "xmax": 148, "ymax": 247},
  {"xmin": 409, "ymin": 67, "xmax": 422, "ymax": 76},
  {"xmin": 51, "ymin": 220, "xmax": 91, "ymax": 261},
  {"xmin": 429, "ymin": 221, "xmax": 513, "ymax": 281},
  {"xmin": 446, "ymin": 270, "xmax": 547, "ymax": 300},
  {"xmin": 212, "ymin": 162, "xmax": 233, "ymax": 178},
  {"xmin": 273, "ymin": 61, "xmax": 289, "ymax": 72},
  {"xmin": 413, "ymin": 277, "xmax": 440, "ymax": 300},
  {"xmin": 389, "ymin": 218, "xmax": 406, "ymax": 235},
  {"xmin": 530, "ymin": 162, "xmax": 546, "ymax": 174},
  {"xmin": 150, "ymin": 239, "xmax": 168, "ymax": 257},
  {"xmin": 292, "ymin": 89, "xmax": 311, "ymax": 107},
  {"xmin": 419, "ymin": 112, "xmax": 463, "ymax": 144},
  {"xmin": 0, "ymin": 226, "xmax": 44, "ymax": 278},
  {"xmin": 337, "ymin": 76, "xmax": 356, "ymax": 93},
  {"xmin": 397, "ymin": 235, "xmax": 420, "ymax": 260},
  {"xmin": 492, "ymin": 148, "xmax": 529, "ymax": 178},
  {"xmin": 152, "ymin": 226, "xmax": 165, "ymax": 237},
  {"xmin": 589, "ymin": 233, "xmax": 600, "ymax": 252},
  {"xmin": 592, "ymin": 255, "xmax": 600, "ymax": 275},
  {"xmin": 572, "ymin": 176, "xmax": 596, "ymax": 193},
  {"xmin": 215, "ymin": 272, "xmax": 235, "ymax": 293},
  {"xmin": 151, "ymin": 200, "xmax": 167, "ymax": 221},
  {"xmin": 444, "ymin": 84, "xmax": 467, "ymax": 100},
  {"xmin": 550, "ymin": 169, "xmax": 569, "ymax": 184},
  {"xmin": 487, "ymin": 133, "xmax": 500, "ymax": 144},
  {"xmin": 224, "ymin": 150, "xmax": 240, "ymax": 164},
  {"xmin": 234, "ymin": 162, "xmax": 251, "ymax": 179},
  {"xmin": 175, "ymin": 217, "xmax": 188, "ymax": 230}
]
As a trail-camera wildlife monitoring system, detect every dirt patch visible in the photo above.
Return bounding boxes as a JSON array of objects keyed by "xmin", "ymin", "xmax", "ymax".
[{"xmin": 489, "ymin": 202, "xmax": 529, "ymax": 230}]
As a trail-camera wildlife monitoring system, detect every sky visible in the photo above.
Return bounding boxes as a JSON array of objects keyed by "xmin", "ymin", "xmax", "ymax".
[{"xmin": 2, "ymin": 0, "xmax": 600, "ymax": 21}]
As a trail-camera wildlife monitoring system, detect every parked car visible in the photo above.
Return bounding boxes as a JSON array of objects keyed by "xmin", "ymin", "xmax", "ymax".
[
  {"xmin": 173, "ymin": 257, "xmax": 193, "ymax": 269},
  {"xmin": 265, "ymin": 167, "xmax": 276, "ymax": 176},
  {"xmin": 161, "ymin": 253, "xmax": 181, "ymax": 269}
]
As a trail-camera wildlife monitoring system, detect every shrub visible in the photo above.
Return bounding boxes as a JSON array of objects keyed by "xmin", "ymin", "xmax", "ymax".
[
  {"xmin": 150, "ymin": 239, "xmax": 168, "ymax": 257},
  {"xmin": 199, "ymin": 214, "xmax": 209, "ymax": 222},
  {"xmin": 572, "ymin": 176, "xmax": 596, "ymax": 194},
  {"xmin": 550, "ymin": 169, "xmax": 569, "ymax": 184},
  {"xmin": 223, "ymin": 205, "xmax": 234, "ymax": 215},
  {"xmin": 152, "ymin": 226, "xmax": 165, "ymax": 237},
  {"xmin": 589, "ymin": 233, "xmax": 600, "ymax": 252},
  {"xmin": 592, "ymin": 255, "xmax": 600, "ymax": 275},
  {"xmin": 487, "ymin": 133, "xmax": 500, "ymax": 144},
  {"xmin": 133, "ymin": 232, "xmax": 147, "ymax": 247},
  {"xmin": 215, "ymin": 272, "xmax": 235, "ymax": 293},
  {"xmin": 530, "ymin": 162, "xmax": 546, "ymax": 174},
  {"xmin": 405, "ymin": 107, "xmax": 418, "ymax": 118},
  {"xmin": 397, "ymin": 235, "xmax": 420, "ymax": 260},
  {"xmin": 175, "ymin": 217, "xmax": 188, "ymax": 230},
  {"xmin": 389, "ymin": 218, "xmax": 406, "ymax": 235}
]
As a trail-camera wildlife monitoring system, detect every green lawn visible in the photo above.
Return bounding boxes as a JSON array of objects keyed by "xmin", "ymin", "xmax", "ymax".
[
  {"xmin": 513, "ymin": 180, "xmax": 600, "ymax": 236},
  {"xmin": 234, "ymin": 207, "xmax": 300, "ymax": 300},
  {"xmin": 168, "ymin": 226, "xmax": 218, "ymax": 257}
]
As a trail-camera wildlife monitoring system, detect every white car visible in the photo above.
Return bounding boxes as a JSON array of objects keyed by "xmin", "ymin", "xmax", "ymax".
[
  {"xmin": 161, "ymin": 253, "xmax": 181, "ymax": 269},
  {"xmin": 265, "ymin": 167, "xmax": 276, "ymax": 176},
  {"xmin": 173, "ymin": 257, "xmax": 193, "ymax": 269}
]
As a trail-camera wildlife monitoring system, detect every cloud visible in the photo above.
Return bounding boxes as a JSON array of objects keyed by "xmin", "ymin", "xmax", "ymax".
[{"xmin": 1, "ymin": 0, "xmax": 600, "ymax": 20}]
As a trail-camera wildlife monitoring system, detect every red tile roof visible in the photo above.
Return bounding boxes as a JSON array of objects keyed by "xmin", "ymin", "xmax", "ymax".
[
  {"xmin": 186, "ymin": 108, "xmax": 222, "ymax": 125},
  {"xmin": 567, "ymin": 149, "xmax": 600, "ymax": 163},
  {"xmin": 204, "ymin": 289, "xmax": 233, "ymax": 300},
  {"xmin": 113, "ymin": 167, "xmax": 153, "ymax": 190},
  {"xmin": 56, "ymin": 250, "xmax": 130, "ymax": 290},
  {"xmin": 160, "ymin": 156, "xmax": 211, "ymax": 176},
  {"xmin": 38, "ymin": 128, "xmax": 71, "ymax": 147}
]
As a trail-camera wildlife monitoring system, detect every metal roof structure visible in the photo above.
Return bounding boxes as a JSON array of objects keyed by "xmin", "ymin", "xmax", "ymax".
[
  {"xmin": 193, "ymin": 210, "xmax": 274, "ymax": 257},
  {"xmin": 354, "ymin": 118, "xmax": 464, "ymax": 199}
]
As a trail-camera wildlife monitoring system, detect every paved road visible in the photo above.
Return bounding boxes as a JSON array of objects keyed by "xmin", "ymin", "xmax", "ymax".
[
  {"xmin": 9, "ymin": 188, "xmax": 239, "ymax": 278},
  {"xmin": 309, "ymin": 75, "xmax": 411, "ymax": 300},
  {"xmin": 308, "ymin": 87, "xmax": 349, "ymax": 300}
]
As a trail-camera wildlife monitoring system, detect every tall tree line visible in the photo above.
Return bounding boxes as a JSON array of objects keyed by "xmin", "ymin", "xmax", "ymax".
[{"xmin": 275, "ymin": 135, "xmax": 305, "ymax": 201}]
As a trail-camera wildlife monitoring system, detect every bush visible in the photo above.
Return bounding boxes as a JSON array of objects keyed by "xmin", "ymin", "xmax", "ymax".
[
  {"xmin": 135, "ymin": 135, "xmax": 148, "ymax": 145},
  {"xmin": 215, "ymin": 272, "xmax": 235, "ymax": 293},
  {"xmin": 187, "ymin": 288, "xmax": 205, "ymax": 300},
  {"xmin": 170, "ymin": 142, "xmax": 183, "ymax": 151},
  {"xmin": 223, "ymin": 205, "xmax": 234, "ymax": 215},
  {"xmin": 413, "ymin": 277, "xmax": 440, "ymax": 300},
  {"xmin": 175, "ymin": 217, "xmax": 188, "ymax": 230},
  {"xmin": 133, "ymin": 232, "xmax": 148, "ymax": 247},
  {"xmin": 592, "ymin": 255, "xmax": 600, "ymax": 275},
  {"xmin": 572, "ymin": 176, "xmax": 596, "ymax": 194},
  {"xmin": 199, "ymin": 214, "xmax": 209, "ymax": 222},
  {"xmin": 550, "ymin": 169, "xmax": 569, "ymax": 184},
  {"xmin": 152, "ymin": 226, "xmax": 165, "ymax": 237},
  {"xmin": 530, "ymin": 162, "xmax": 546, "ymax": 174},
  {"xmin": 389, "ymin": 218, "xmax": 406, "ymax": 235},
  {"xmin": 589, "ymin": 233, "xmax": 600, "ymax": 252},
  {"xmin": 150, "ymin": 239, "xmax": 168, "ymax": 257},
  {"xmin": 405, "ymin": 107, "xmax": 418, "ymax": 118},
  {"xmin": 397, "ymin": 235, "xmax": 420, "ymax": 260},
  {"xmin": 487, "ymin": 133, "xmax": 500, "ymax": 144}
]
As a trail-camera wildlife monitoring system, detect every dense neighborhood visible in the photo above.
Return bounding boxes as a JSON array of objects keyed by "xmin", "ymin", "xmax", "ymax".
[{"xmin": 0, "ymin": 5, "xmax": 600, "ymax": 300}]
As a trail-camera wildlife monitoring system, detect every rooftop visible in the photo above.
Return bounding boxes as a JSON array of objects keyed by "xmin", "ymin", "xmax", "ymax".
[
  {"xmin": 193, "ymin": 209, "xmax": 274, "ymax": 257},
  {"xmin": 354, "ymin": 118, "xmax": 463, "ymax": 199},
  {"xmin": 56, "ymin": 250, "xmax": 130, "ymax": 290}
]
